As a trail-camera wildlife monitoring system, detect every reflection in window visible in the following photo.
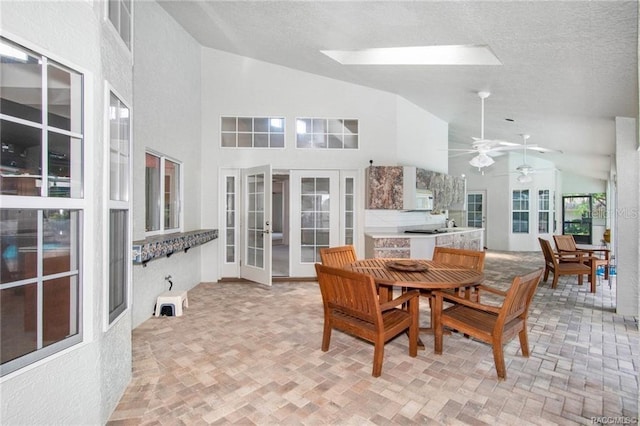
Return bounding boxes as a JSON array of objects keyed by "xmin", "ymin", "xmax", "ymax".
[
  {"xmin": 538, "ymin": 190, "xmax": 550, "ymax": 233},
  {"xmin": 296, "ymin": 118, "xmax": 358, "ymax": 149},
  {"xmin": 0, "ymin": 37, "xmax": 85, "ymax": 376},
  {"xmin": 0, "ymin": 37, "xmax": 83, "ymax": 198},
  {"xmin": 145, "ymin": 152, "xmax": 181, "ymax": 234}
]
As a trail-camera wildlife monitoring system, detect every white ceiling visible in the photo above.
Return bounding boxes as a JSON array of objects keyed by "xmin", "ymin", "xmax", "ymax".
[{"xmin": 159, "ymin": 1, "xmax": 638, "ymax": 181}]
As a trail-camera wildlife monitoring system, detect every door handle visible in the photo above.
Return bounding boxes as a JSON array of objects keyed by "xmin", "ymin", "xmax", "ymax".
[{"xmin": 261, "ymin": 229, "xmax": 271, "ymax": 234}]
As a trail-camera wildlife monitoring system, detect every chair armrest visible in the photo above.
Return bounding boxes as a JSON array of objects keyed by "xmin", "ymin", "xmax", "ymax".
[
  {"xmin": 476, "ymin": 284, "xmax": 507, "ymax": 297},
  {"xmin": 380, "ymin": 289, "xmax": 420, "ymax": 312},
  {"xmin": 432, "ymin": 289, "xmax": 501, "ymax": 314}
]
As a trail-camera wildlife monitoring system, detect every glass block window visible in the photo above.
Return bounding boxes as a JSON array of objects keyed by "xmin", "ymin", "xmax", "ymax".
[
  {"xmin": 220, "ymin": 116, "xmax": 285, "ymax": 148},
  {"xmin": 296, "ymin": 118, "xmax": 358, "ymax": 149},
  {"xmin": 300, "ymin": 177, "xmax": 330, "ymax": 263},
  {"xmin": 538, "ymin": 189, "xmax": 550, "ymax": 233},
  {"xmin": 512, "ymin": 189, "xmax": 529, "ymax": 233}
]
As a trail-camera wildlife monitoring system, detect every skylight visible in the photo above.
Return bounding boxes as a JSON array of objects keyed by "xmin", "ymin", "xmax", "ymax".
[{"xmin": 320, "ymin": 44, "xmax": 502, "ymax": 66}]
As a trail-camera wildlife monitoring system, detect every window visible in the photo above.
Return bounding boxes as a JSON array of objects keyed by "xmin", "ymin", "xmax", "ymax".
[
  {"xmin": 538, "ymin": 189, "xmax": 550, "ymax": 233},
  {"xmin": 224, "ymin": 176, "xmax": 236, "ymax": 263},
  {"xmin": 145, "ymin": 152, "xmax": 181, "ymax": 233},
  {"xmin": 108, "ymin": 91, "xmax": 130, "ymax": 324},
  {"xmin": 300, "ymin": 177, "xmax": 331, "ymax": 262},
  {"xmin": 512, "ymin": 189, "xmax": 529, "ymax": 233},
  {"xmin": 343, "ymin": 175, "xmax": 355, "ymax": 245},
  {"xmin": 221, "ymin": 116, "xmax": 285, "ymax": 148},
  {"xmin": 0, "ymin": 37, "xmax": 85, "ymax": 376},
  {"xmin": 108, "ymin": 0, "xmax": 132, "ymax": 50},
  {"xmin": 296, "ymin": 118, "xmax": 358, "ymax": 149}
]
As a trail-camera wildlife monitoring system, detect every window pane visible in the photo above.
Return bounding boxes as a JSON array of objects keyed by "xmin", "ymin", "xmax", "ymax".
[
  {"xmin": 43, "ymin": 209, "xmax": 78, "ymax": 276},
  {"xmin": 47, "ymin": 64, "xmax": 82, "ymax": 134},
  {"xmin": 1, "ymin": 283, "xmax": 38, "ymax": 364},
  {"xmin": 145, "ymin": 153, "xmax": 161, "ymax": 232},
  {"xmin": 109, "ymin": 210, "xmax": 127, "ymax": 323},
  {"xmin": 164, "ymin": 160, "xmax": 180, "ymax": 230},
  {"xmin": 48, "ymin": 132, "xmax": 82, "ymax": 198},
  {"xmin": 43, "ymin": 276, "xmax": 78, "ymax": 347},
  {"xmin": 0, "ymin": 120, "xmax": 42, "ymax": 195},
  {"xmin": 0, "ymin": 38, "xmax": 42, "ymax": 123},
  {"xmin": 1, "ymin": 209, "xmax": 37, "ymax": 283},
  {"xmin": 110, "ymin": 93, "xmax": 130, "ymax": 201}
]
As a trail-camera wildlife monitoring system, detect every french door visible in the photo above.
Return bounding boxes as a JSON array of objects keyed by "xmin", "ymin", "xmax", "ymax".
[
  {"xmin": 467, "ymin": 191, "xmax": 486, "ymax": 248},
  {"xmin": 289, "ymin": 170, "xmax": 342, "ymax": 277},
  {"xmin": 240, "ymin": 165, "xmax": 272, "ymax": 285}
]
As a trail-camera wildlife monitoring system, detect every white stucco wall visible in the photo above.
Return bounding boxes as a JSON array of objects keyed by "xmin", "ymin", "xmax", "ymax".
[
  {"xmin": 131, "ymin": 1, "xmax": 203, "ymax": 328},
  {"xmin": 198, "ymin": 47, "xmax": 448, "ymax": 280},
  {"xmin": 614, "ymin": 117, "xmax": 639, "ymax": 316},
  {"xmin": 0, "ymin": 1, "xmax": 132, "ymax": 424}
]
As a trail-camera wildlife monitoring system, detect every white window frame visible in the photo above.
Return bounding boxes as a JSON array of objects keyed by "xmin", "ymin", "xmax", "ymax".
[
  {"xmin": 0, "ymin": 35, "xmax": 89, "ymax": 378},
  {"xmin": 106, "ymin": 0, "xmax": 133, "ymax": 51},
  {"xmin": 144, "ymin": 150, "xmax": 183, "ymax": 236},
  {"xmin": 512, "ymin": 189, "xmax": 530, "ymax": 234},
  {"xmin": 104, "ymin": 85, "xmax": 132, "ymax": 328},
  {"xmin": 295, "ymin": 117, "xmax": 359, "ymax": 149},
  {"xmin": 538, "ymin": 189, "xmax": 551, "ymax": 234}
]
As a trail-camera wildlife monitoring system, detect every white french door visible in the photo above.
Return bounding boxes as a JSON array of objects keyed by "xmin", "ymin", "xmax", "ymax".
[
  {"xmin": 289, "ymin": 170, "xmax": 340, "ymax": 277},
  {"xmin": 467, "ymin": 190, "xmax": 487, "ymax": 248},
  {"xmin": 240, "ymin": 165, "xmax": 272, "ymax": 286}
]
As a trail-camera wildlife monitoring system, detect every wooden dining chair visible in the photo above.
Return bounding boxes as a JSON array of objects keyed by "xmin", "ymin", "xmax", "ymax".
[
  {"xmin": 432, "ymin": 268, "xmax": 544, "ymax": 380},
  {"xmin": 553, "ymin": 234, "xmax": 609, "ymax": 279},
  {"xmin": 538, "ymin": 238, "xmax": 596, "ymax": 292},
  {"xmin": 319, "ymin": 245, "xmax": 358, "ymax": 267},
  {"xmin": 314, "ymin": 263, "xmax": 420, "ymax": 377},
  {"xmin": 432, "ymin": 246, "xmax": 486, "ymax": 299}
]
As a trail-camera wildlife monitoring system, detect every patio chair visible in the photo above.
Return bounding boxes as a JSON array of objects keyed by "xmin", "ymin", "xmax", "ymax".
[
  {"xmin": 314, "ymin": 263, "xmax": 420, "ymax": 377},
  {"xmin": 553, "ymin": 234, "xmax": 610, "ymax": 280},
  {"xmin": 538, "ymin": 238, "xmax": 596, "ymax": 292},
  {"xmin": 432, "ymin": 246, "xmax": 486, "ymax": 299},
  {"xmin": 319, "ymin": 245, "xmax": 357, "ymax": 267},
  {"xmin": 432, "ymin": 268, "xmax": 544, "ymax": 380}
]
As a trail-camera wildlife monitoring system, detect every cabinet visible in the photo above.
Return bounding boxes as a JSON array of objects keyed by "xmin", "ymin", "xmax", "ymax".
[{"xmin": 366, "ymin": 166, "xmax": 464, "ymax": 211}]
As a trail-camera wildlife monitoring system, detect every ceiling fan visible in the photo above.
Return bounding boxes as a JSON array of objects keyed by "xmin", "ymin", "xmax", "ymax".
[
  {"xmin": 511, "ymin": 134, "xmax": 558, "ymax": 183},
  {"xmin": 447, "ymin": 91, "xmax": 521, "ymax": 169}
]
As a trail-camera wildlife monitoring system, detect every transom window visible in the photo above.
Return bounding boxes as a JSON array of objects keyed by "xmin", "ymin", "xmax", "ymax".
[
  {"xmin": 296, "ymin": 118, "xmax": 358, "ymax": 149},
  {"xmin": 220, "ymin": 116, "xmax": 285, "ymax": 148},
  {"xmin": 0, "ymin": 37, "xmax": 85, "ymax": 376},
  {"xmin": 108, "ymin": 0, "xmax": 132, "ymax": 50},
  {"xmin": 512, "ymin": 189, "xmax": 530, "ymax": 233},
  {"xmin": 145, "ymin": 151, "xmax": 182, "ymax": 234}
]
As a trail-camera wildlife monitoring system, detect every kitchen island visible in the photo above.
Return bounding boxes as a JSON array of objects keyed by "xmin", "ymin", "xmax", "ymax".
[{"xmin": 364, "ymin": 227, "xmax": 484, "ymax": 259}]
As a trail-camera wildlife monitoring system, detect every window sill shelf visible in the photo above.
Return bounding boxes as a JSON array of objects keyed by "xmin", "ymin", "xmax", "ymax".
[{"xmin": 132, "ymin": 229, "xmax": 218, "ymax": 265}]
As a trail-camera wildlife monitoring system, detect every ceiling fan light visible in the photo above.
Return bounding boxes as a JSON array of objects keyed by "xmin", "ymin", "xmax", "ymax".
[
  {"xmin": 469, "ymin": 153, "xmax": 495, "ymax": 168},
  {"xmin": 517, "ymin": 173, "xmax": 533, "ymax": 183}
]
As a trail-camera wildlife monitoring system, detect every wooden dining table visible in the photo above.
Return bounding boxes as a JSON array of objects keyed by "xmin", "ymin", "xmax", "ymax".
[{"xmin": 343, "ymin": 258, "xmax": 485, "ymax": 346}]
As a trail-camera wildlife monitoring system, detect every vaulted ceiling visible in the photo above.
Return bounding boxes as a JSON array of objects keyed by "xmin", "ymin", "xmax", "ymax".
[{"xmin": 159, "ymin": 1, "xmax": 638, "ymax": 181}]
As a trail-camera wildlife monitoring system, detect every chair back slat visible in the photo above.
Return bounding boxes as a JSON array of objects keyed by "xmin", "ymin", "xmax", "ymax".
[
  {"xmin": 553, "ymin": 235, "xmax": 578, "ymax": 252},
  {"xmin": 432, "ymin": 247, "xmax": 486, "ymax": 272},
  {"xmin": 497, "ymin": 269, "xmax": 543, "ymax": 326},
  {"xmin": 315, "ymin": 263, "xmax": 381, "ymax": 325},
  {"xmin": 320, "ymin": 245, "xmax": 358, "ymax": 267},
  {"xmin": 538, "ymin": 238, "xmax": 558, "ymax": 267}
]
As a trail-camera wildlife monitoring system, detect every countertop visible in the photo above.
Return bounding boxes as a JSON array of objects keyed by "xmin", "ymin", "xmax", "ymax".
[{"xmin": 365, "ymin": 227, "xmax": 483, "ymax": 238}]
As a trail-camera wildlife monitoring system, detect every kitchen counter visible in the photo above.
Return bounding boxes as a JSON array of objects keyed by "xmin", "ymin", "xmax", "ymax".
[
  {"xmin": 365, "ymin": 227, "xmax": 482, "ymax": 239},
  {"xmin": 364, "ymin": 227, "xmax": 484, "ymax": 259}
]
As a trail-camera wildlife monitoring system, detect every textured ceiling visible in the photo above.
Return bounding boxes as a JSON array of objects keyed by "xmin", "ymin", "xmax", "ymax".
[{"xmin": 159, "ymin": 1, "xmax": 638, "ymax": 180}]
